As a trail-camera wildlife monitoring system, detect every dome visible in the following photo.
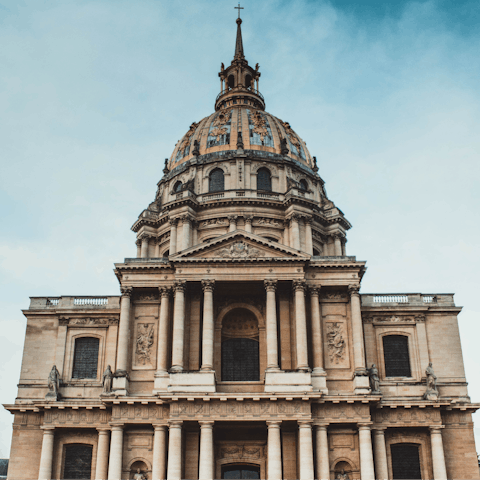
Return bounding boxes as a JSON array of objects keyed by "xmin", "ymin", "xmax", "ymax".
[{"xmin": 168, "ymin": 107, "xmax": 315, "ymax": 171}]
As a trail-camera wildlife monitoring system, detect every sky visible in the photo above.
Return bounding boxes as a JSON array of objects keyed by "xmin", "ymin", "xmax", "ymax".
[{"xmin": 1, "ymin": 0, "xmax": 479, "ymax": 460}]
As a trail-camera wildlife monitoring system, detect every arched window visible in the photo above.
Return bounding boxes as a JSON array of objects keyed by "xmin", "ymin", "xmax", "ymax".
[
  {"xmin": 245, "ymin": 74, "xmax": 252, "ymax": 89},
  {"xmin": 209, "ymin": 168, "xmax": 225, "ymax": 192},
  {"xmin": 221, "ymin": 308, "xmax": 259, "ymax": 382},
  {"xmin": 390, "ymin": 444, "xmax": 422, "ymax": 479},
  {"xmin": 299, "ymin": 179, "xmax": 308, "ymax": 191},
  {"xmin": 162, "ymin": 249, "xmax": 169, "ymax": 258},
  {"xmin": 72, "ymin": 337, "xmax": 99, "ymax": 379},
  {"xmin": 222, "ymin": 465, "xmax": 260, "ymax": 479},
  {"xmin": 383, "ymin": 335, "xmax": 411, "ymax": 377},
  {"xmin": 257, "ymin": 168, "xmax": 272, "ymax": 191},
  {"xmin": 174, "ymin": 181, "xmax": 183, "ymax": 193},
  {"xmin": 63, "ymin": 444, "xmax": 93, "ymax": 479},
  {"xmin": 228, "ymin": 75, "xmax": 235, "ymax": 89}
]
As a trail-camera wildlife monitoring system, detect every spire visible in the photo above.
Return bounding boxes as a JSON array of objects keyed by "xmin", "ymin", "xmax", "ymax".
[{"xmin": 234, "ymin": 17, "xmax": 244, "ymax": 60}]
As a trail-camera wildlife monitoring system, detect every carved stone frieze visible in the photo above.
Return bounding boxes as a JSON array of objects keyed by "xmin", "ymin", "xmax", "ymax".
[
  {"xmin": 312, "ymin": 403, "xmax": 370, "ymax": 423},
  {"xmin": 217, "ymin": 241, "xmax": 264, "ymax": 259},
  {"xmin": 327, "ymin": 322, "xmax": 346, "ymax": 364},
  {"xmin": 362, "ymin": 315, "xmax": 417, "ymax": 324},
  {"xmin": 372, "ymin": 407, "xmax": 441, "ymax": 426},
  {"xmin": 320, "ymin": 291, "xmax": 348, "ymax": 302},
  {"xmin": 59, "ymin": 317, "xmax": 118, "ymax": 327},
  {"xmin": 253, "ymin": 217, "xmax": 281, "ymax": 227},
  {"xmin": 219, "ymin": 444, "xmax": 265, "ymax": 460},
  {"xmin": 44, "ymin": 409, "xmax": 110, "ymax": 426},
  {"xmin": 136, "ymin": 293, "xmax": 159, "ymax": 302},
  {"xmin": 111, "ymin": 404, "xmax": 165, "ymax": 422},
  {"xmin": 135, "ymin": 323, "xmax": 154, "ymax": 366},
  {"xmin": 169, "ymin": 400, "xmax": 310, "ymax": 420},
  {"xmin": 201, "ymin": 218, "xmax": 228, "ymax": 228}
]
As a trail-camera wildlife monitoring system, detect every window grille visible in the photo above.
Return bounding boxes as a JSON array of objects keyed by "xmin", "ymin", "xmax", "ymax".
[
  {"xmin": 222, "ymin": 465, "xmax": 260, "ymax": 479},
  {"xmin": 383, "ymin": 335, "xmax": 411, "ymax": 377},
  {"xmin": 391, "ymin": 444, "xmax": 422, "ymax": 479},
  {"xmin": 209, "ymin": 168, "xmax": 225, "ymax": 193},
  {"xmin": 222, "ymin": 338, "xmax": 259, "ymax": 381},
  {"xmin": 72, "ymin": 337, "xmax": 99, "ymax": 379},
  {"xmin": 63, "ymin": 444, "xmax": 93, "ymax": 479},
  {"xmin": 257, "ymin": 168, "xmax": 272, "ymax": 191}
]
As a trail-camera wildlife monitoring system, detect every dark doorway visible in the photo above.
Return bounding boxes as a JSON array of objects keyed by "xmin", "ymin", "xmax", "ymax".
[
  {"xmin": 383, "ymin": 335, "xmax": 411, "ymax": 377},
  {"xmin": 222, "ymin": 464, "xmax": 260, "ymax": 479},
  {"xmin": 222, "ymin": 338, "xmax": 259, "ymax": 381},
  {"xmin": 391, "ymin": 444, "xmax": 422, "ymax": 479},
  {"xmin": 63, "ymin": 444, "xmax": 92, "ymax": 479}
]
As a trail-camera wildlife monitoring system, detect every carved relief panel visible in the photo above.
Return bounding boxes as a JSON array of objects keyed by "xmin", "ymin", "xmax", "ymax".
[
  {"xmin": 324, "ymin": 316, "xmax": 350, "ymax": 369},
  {"xmin": 132, "ymin": 317, "xmax": 157, "ymax": 370}
]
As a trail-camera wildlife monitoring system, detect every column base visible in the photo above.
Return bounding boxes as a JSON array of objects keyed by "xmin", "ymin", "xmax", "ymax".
[
  {"xmin": 168, "ymin": 370, "xmax": 216, "ymax": 393},
  {"xmin": 311, "ymin": 369, "xmax": 328, "ymax": 394},
  {"xmin": 112, "ymin": 375, "xmax": 129, "ymax": 396},
  {"xmin": 153, "ymin": 371, "xmax": 170, "ymax": 394},
  {"xmin": 264, "ymin": 370, "xmax": 313, "ymax": 393},
  {"xmin": 354, "ymin": 374, "xmax": 370, "ymax": 395}
]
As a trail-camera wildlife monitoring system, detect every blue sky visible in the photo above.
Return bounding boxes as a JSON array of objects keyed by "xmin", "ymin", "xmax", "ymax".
[{"xmin": 1, "ymin": 0, "xmax": 479, "ymax": 458}]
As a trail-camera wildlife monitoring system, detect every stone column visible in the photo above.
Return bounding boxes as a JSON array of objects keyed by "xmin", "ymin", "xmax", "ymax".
[
  {"xmin": 430, "ymin": 426, "xmax": 447, "ymax": 480},
  {"xmin": 167, "ymin": 421, "xmax": 183, "ymax": 480},
  {"xmin": 156, "ymin": 287, "xmax": 171, "ymax": 373},
  {"xmin": 192, "ymin": 221, "xmax": 199, "ymax": 246},
  {"xmin": 198, "ymin": 421, "xmax": 214, "ymax": 480},
  {"xmin": 154, "ymin": 238, "xmax": 160, "ymax": 258},
  {"xmin": 136, "ymin": 239, "xmax": 141, "ymax": 258},
  {"xmin": 309, "ymin": 287, "xmax": 325, "ymax": 374},
  {"xmin": 315, "ymin": 424, "xmax": 330, "ymax": 480},
  {"xmin": 181, "ymin": 216, "xmax": 191, "ymax": 251},
  {"xmin": 293, "ymin": 281, "xmax": 309, "ymax": 371},
  {"xmin": 169, "ymin": 218, "xmax": 178, "ymax": 255},
  {"xmin": 107, "ymin": 425, "xmax": 124, "ymax": 480},
  {"xmin": 283, "ymin": 220, "xmax": 290, "ymax": 247},
  {"xmin": 201, "ymin": 280, "xmax": 215, "ymax": 371},
  {"xmin": 341, "ymin": 238, "xmax": 347, "ymax": 256},
  {"xmin": 267, "ymin": 421, "xmax": 282, "ymax": 480},
  {"xmin": 152, "ymin": 425, "xmax": 167, "ymax": 480},
  {"xmin": 333, "ymin": 234, "xmax": 343, "ymax": 256},
  {"xmin": 38, "ymin": 427, "xmax": 55, "ymax": 480},
  {"xmin": 372, "ymin": 427, "xmax": 388, "ymax": 480},
  {"xmin": 115, "ymin": 286, "xmax": 132, "ymax": 375},
  {"xmin": 95, "ymin": 429, "xmax": 110, "ymax": 480},
  {"xmin": 171, "ymin": 281, "xmax": 186, "ymax": 372},
  {"xmin": 264, "ymin": 279, "xmax": 279, "ymax": 371},
  {"xmin": 305, "ymin": 216, "xmax": 313, "ymax": 255},
  {"xmin": 228, "ymin": 215, "xmax": 237, "ymax": 232},
  {"xmin": 290, "ymin": 215, "xmax": 301, "ymax": 250},
  {"xmin": 358, "ymin": 424, "xmax": 375, "ymax": 480},
  {"xmin": 298, "ymin": 421, "xmax": 314, "ymax": 480},
  {"xmin": 244, "ymin": 216, "xmax": 253, "ymax": 233},
  {"xmin": 141, "ymin": 235, "xmax": 150, "ymax": 258},
  {"xmin": 348, "ymin": 285, "xmax": 366, "ymax": 374}
]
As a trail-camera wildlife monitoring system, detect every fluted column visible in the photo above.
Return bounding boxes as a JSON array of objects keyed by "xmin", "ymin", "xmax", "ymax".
[
  {"xmin": 107, "ymin": 425, "xmax": 124, "ymax": 480},
  {"xmin": 198, "ymin": 421, "xmax": 214, "ymax": 480},
  {"xmin": 430, "ymin": 426, "xmax": 447, "ymax": 480},
  {"xmin": 181, "ymin": 216, "xmax": 191, "ymax": 251},
  {"xmin": 372, "ymin": 427, "xmax": 388, "ymax": 480},
  {"xmin": 95, "ymin": 429, "xmax": 110, "ymax": 480},
  {"xmin": 315, "ymin": 424, "xmax": 330, "ymax": 480},
  {"xmin": 264, "ymin": 279, "xmax": 280, "ymax": 371},
  {"xmin": 309, "ymin": 287, "xmax": 325, "ymax": 374},
  {"xmin": 38, "ymin": 427, "xmax": 55, "ymax": 480},
  {"xmin": 267, "ymin": 421, "xmax": 282, "ymax": 480},
  {"xmin": 171, "ymin": 281, "xmax": 186, "ymax": 372},
  {"xmin": 290, "ymin": 215, "xmax": 301, "ymax": 250},
  {"xmin": 293, "ymin": 281, "xmax": 309, "ymax": 371},
  {"xmin": 156, "ymin": 287, "xmax": 171, "ymax": 374},
  {"xmin": 152, "ymin": 425, "xmax": 167, "ymax": 480},
  {"xmin": 298, "ymin": 421, "xmax": 314, "ymax": 480},
  {"xmin": 201, "ymin": 280, "xmax": 215, "ymax": 371},
  {"xmin": 116, "ymin": 286, "xmax": 132, "ymax": 375},
  {"xmin": 228, "ymin": 215, "xmax": 237, "ymax": 232},
  {"xmin": 358, "ymin": 424, "xmax": 375, "ymax": 480},
  {"xmin": 348, "ymin": 285, "xmax": 366, "ymax": 374},
  {"xmin": 305, "ymin": 216, "xmax": 313, "ymax": 255},
  {"xmin": 167, "ymin": 421, "xmax": 183, "ymax": 480},
  {"xmin": 244, "ymin": 216, "xmax": 253, "ymax": 233},
  {"xmin": 169, "ymin": 218, "xmax": 178, "ymax": 255}
]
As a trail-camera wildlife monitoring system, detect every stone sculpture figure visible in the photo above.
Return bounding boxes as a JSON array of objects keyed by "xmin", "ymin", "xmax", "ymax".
[
  {"xmin": 424, "ymin": 362, "xmax": 439, "ymax": 400},
  {"xmin": 46, "ymin": 365, "xmax": 60, "ymax": 400},
  {"xmin": 192, "ymin": 139, "xmax": 200, "ymax": 156},
  {"xmin": 280, "ymin": 137, "xmax": 289, "ymax": 155},
  {"xmin": 133, "ymin": 468, "xmax": 146, "ymax": 480},
  {"xmin": 367, "ymin": 364, "xmax": 381, "ymax": 394},
  {"xmin": 336, "ymin": 470, "xmax": 349, "ymax": 480},
  {"xmin": 102, "ymin": 365, "xmax": 113, "ymax": 394}
]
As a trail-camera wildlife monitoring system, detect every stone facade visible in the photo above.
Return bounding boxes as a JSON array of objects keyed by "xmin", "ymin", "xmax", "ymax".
[{"xmin": 4, "ymin": 16, "xmax": 479, "ymax": 480}]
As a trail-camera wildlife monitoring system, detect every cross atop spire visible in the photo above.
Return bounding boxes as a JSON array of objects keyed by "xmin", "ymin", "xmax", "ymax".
[
  {"xmin": 234, "ymin": 3, "xmax": 244, "ymax": 19},
  {"xmin": 234, "ymin": 5, "xmax": 244, "ymax": 60}
]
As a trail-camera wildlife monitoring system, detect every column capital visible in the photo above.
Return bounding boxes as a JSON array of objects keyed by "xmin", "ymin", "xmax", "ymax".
[
  {"xmin": 228, "ymin": 215, "xmax": 238, "ymax": 223},
  {"xmin": 333, "ymin": 232, "xmax": 345, "ymax": 239},
  {"xmin": 180, "ymin": 215, "xmax": 192, "ymax": 225},
  {"xmin": 266, "ymin": 420, "xmax": 282, "ymax": 427},
  {"xmin": 110, "ymin": 424, "xmax": 124, "ymax": 431},
  {"xmin": 173, "ymin": 281, "xmax": 187, "ymax": 293},
  {"xmin": 158, "ymin": 286, "xmax": 172, "ymax": 297},
  {"xmin": 96, "ymin": 428, "xmax": 111, "ymax": 433},
  {"xmin": 429, "ymin": 425, "xmax": 445, "ymax": 433},
  {"xmin": 169, "ymin": 217, "xmax": 179, "ymax": 226},
  {"xmin": 153, "ymin": 424, "xmax": 168, "ymax": 431},
  {"xmin": 140, "ymin": 233, "xmax": 151, "ymax": 242},
  {"xmin": 40, "ymin": 426, "xmax": 55, "ymax": 432},
  {"xmin": 135, "ymin": 238, "xmax": 142, "ymax": 246},
  {"xmin": 264, "ymin": 279, "xmax": 278, "ymax": 292},
  {"xmin": 357, "ymin": 423, "xmax": 373, "ymax": 430},
  {"xmin": 371, "ymin": 426, "xmax": 387, "ymax": 433},
  {"xmin": 199, "ymin": 420, "xmax": 215, "ymax": 428},
  {"xmin": 168, "ymin": 420, "xmax": 183, "ymax": 427},
  {"xmin": 293, "ymin": 280, "xmax": 307, "ymax": 293},
  {"xmin": 291, "ymin": 213, "xmax": 301, "ymax": 222},
  {"xmin": 348, "ymin": 284, "xmax": 361, "ymax": 296},
  {"xmin": 298, "ymin": 420, "xmax": 313, "ymax": 428},
  {"xmin": 244, "ymin": 215, "xmax": 253, "ymax": 224},
  {"xmin": 304, "ymin": 215, "xmax": 313, "ymax": 225},
  {"xmin": 201, "ymin": 280, "xmax": 215, "ymax": 292},
  {"xmin": 120, "ymin": 286, "xmax": 133, "ymax": 298},
  {"xmin": 309, "ymin": 285, "xmax": 321, "ymax": 297},
  {"xmin": 314, "ymin": 423, "xmax": 329, "ymax": 430}
]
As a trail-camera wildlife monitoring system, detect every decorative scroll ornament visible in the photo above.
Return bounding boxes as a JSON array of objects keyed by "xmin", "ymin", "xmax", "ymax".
[
  {"xmin": 202, "ymin": 218, "xmax": 228, "ymax": 227},
  {"xmin": 254, "ymin": 217, "xmax": 280, "ymax": 226},
  {"xmin": 135, "ymin": 323, "xmax": 154, "ymax": 366},
  {"xmin": 327, "ymin": 322, "xmax": 345, "ymax": 364},
  {"xmin": 281, "ymin": 121, "xmax": 301, "ymax": 148},
  {"xmin": 220, "ymin": 445, "xmax": 262, "ymax": 459},
  {"xmin": 217, "ymin": 241, "xmax": 264, "ymax": 259},
  {"xmin": 179, "ymin": 121, "xmax": 199, "ymax": 151},
  {"xmin": 210, "ymin": 108, "xmax": 232, "ymax": 140},
  {"xmin": 251, "ymin": 110, "xmax": 269, "ymax": 141}
]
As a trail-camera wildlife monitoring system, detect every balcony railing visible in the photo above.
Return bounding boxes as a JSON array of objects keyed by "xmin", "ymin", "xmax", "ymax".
[
  {"xmin": 361, "ymin": 293, "xmax": 454, "ymax": 306},
  {"xmin": 29, "ymin": 296, "xmax": 120, "ymax": 309}
]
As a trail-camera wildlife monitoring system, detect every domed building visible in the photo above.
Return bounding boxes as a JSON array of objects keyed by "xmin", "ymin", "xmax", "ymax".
[{"xmin": 4, "ymin": 14, "xmax": 479, "ymax": 480}]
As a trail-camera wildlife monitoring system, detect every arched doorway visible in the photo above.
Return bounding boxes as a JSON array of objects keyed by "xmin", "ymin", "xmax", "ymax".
[{"xmin": 222, "ymin": 464, "xmax": 260, "ymax": 479}]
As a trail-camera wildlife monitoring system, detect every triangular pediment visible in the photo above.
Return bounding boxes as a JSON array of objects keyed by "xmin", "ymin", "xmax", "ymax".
[{"xmin": 170, "ymin": 231, "xmax": 309, "ymax": 261}]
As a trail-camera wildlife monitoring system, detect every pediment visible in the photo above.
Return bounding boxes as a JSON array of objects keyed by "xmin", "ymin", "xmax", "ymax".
[{"xmin": 170, "ymin": 231, "xmax": 309, "ymax": 261}]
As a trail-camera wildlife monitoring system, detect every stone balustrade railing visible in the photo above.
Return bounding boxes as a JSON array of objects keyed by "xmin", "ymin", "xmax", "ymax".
[
  {"xmin": 29, "ymin": 296, "xmax": 120, "ymax": 309},
  {"xmin": 361, "ymin": 293, "xmax": 455, "ymax": 306}
]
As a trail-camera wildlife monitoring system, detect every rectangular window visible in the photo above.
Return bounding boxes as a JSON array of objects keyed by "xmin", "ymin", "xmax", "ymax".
[
  {"xmin": 72, "ymin": 337, "xmax": 99, "ymax": 379},
  {"xmin": 391, "ymin": 444, "xmax": 422, "ymax": 479},
  {"xmin": 383, "ymin": 335, "xmax": 412, "ymax": 377},
  {"xmin": 63, "ymin": 444, "xmax": 93, "ymax": 479}
]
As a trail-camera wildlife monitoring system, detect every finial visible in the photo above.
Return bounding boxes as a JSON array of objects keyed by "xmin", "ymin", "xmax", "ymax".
[
  {"xmin": 163, "ymin": 158, "xmax": 169, "ymax": 175},
  {"xmin": 235, "ymin": 3, "xmax": 244, "ymax": 19},
  {"xmin": 234, "ymin": 4, "xmax": 244, "ymax": 59}
]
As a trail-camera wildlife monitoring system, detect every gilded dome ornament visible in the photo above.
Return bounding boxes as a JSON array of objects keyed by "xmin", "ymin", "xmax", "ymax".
[
  {"xmin": 281, "ymin": 121, "xmax": 301, "ymax": 149},
  {"xmin": 251, "ymin": 110, "xmax": 269, "ymax": 142}
]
